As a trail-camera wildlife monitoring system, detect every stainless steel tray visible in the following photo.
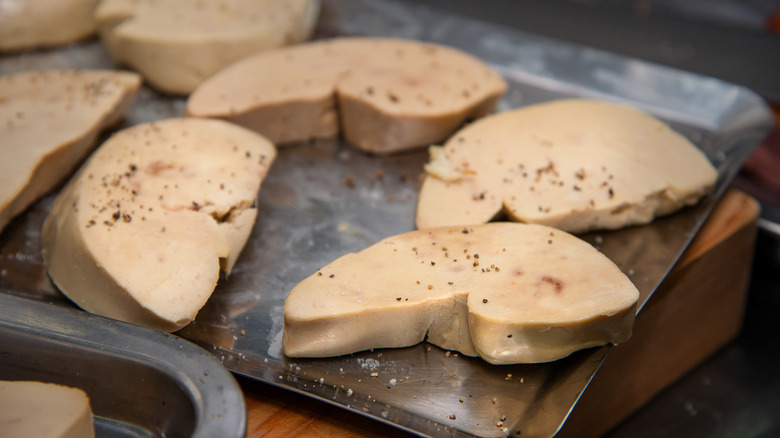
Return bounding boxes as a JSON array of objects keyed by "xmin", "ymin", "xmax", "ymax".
[
  {"xmin": 0, "ymin": 293, "xmax": 246, "ymax": 438},
  {"xmin": 0, "ymin": 0, "xmax": 774, "ymax": 437}
]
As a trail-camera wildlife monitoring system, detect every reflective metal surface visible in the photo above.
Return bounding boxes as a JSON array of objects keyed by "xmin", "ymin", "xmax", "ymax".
[
  {"xmin": 0, "ymin": 294, "xmax": 246, "ymax": 438},
  {"xmin": 0, "ymin": 0, "xmax": 774, "ymax": 436}
]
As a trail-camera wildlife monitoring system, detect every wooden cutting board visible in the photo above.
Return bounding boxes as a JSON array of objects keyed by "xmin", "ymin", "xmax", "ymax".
[{"xmin": 239, "ymin": 188, "xmax": 760, "ymax": 438}]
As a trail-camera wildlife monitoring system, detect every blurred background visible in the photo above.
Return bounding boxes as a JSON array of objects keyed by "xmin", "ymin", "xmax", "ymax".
[{"xmin": 417, "ymin": 0, "xmax": 780, "ymax": 103}]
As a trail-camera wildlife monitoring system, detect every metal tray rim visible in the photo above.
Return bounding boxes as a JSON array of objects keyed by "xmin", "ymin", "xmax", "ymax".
[{"xmin": 0, "ymin": 293, "xmax": 247, "ymax": 438}]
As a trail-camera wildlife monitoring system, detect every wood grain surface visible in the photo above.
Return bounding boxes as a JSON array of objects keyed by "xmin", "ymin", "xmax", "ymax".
[
  {"xmin": 558, "ymin": 188, "xmax": 760, "ymax": 438},
  {"xmin": 240, "ymin": 189, "xmax": 760, "ymax": 438}
]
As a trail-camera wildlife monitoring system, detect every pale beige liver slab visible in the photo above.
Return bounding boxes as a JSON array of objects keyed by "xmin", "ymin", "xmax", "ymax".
[
  {"xmin": 42, "ymin": 118, "xmax": 276, "ymax": 332},
  {"xmin": 417, "ymin": 99, "xmax": 718, "ymax": 233},
  {"xmin": 0, "ymin": 0, "xmax": 98, "ymax": 52},
  {"xmin": 0, "ymin": 70, "xmax": 140, "ymax": 234},
  {"xmin": 187, "ymin": 37, "xmax": 507, "ymax": 153},
  {"xmin": 95, "ymin": 0, "xmax": 320, "ymax": 95},
  {"xmin": 284, "ymin": 223, "xmax": 639, "ymax": 364},
  {"xmin": 0, "ymin": 380, "xmax": 94, "ymax": 438}
]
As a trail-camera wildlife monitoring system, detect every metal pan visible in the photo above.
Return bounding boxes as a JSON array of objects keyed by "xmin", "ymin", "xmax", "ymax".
[{"xmin": 0, "ymin": 294, "xmax": 246, "ymax": 438}]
